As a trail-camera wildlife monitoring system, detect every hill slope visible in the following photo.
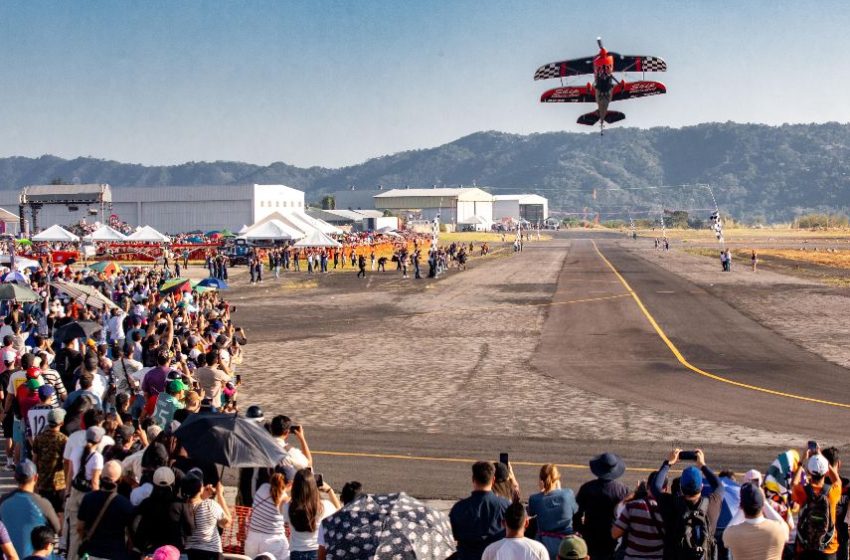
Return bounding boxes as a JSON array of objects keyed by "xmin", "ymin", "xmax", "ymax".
[{"xmin": 2, "ymin": 122, "xmax": 848, "ymax": 222}]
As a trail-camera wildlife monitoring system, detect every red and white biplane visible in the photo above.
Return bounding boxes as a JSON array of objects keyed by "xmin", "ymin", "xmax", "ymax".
[{"xmin": 534, "ymin": 38, "xmax": 667, "ymax": 134}]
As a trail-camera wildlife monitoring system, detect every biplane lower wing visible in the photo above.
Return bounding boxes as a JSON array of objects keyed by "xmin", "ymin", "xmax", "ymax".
[
  {"xmin": 611, "ymin": 81, "xmax": 666, "ymax": 101},
  {"xmin": 540, "ymin": 86, "xmax": 595, "ymax": 103}
]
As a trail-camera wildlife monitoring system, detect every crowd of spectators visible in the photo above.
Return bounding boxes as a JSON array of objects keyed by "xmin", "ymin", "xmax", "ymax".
[{"xmin": 448, "ymin": 446, "xmax": 845, "ymax": 560}]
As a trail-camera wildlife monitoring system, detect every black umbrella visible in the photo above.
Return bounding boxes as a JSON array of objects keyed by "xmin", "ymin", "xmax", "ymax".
[
  {"xmin": 53, "ymin": 320, "xmax": 102, "ymax": 343},
  {"xmin": 322, "ymin": 493, "xmax": 455, "ymax": 560},
  {"xmin": 173, "ymin": 413, "xmax": 286, "ymax": 468}
]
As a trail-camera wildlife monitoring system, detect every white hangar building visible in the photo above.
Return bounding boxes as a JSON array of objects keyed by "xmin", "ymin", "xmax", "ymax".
[
  {"xmin": 373, "ymin": 187, "xmax": 495, "ymax": 225},
  {"xmin": 2, "ymin": 183, "xmax": 306, "ymax": 234},
  {"xmin": 493, "ymin": 194, "xmax": 549, "ymax": 224}
]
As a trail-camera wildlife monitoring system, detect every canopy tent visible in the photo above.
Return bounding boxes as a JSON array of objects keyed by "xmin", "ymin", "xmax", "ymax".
[
  {"xmin": 31, "ymin": 224, "xmax": 80, "ymax": 242},
  {"xmin": 237, "ymin": 224, "xmax": 249, "ymax": 235},
  {"xmin": 289, "ymin": 210, "xmax": 343, "ymax": 235},
  {"xmin": 293, "ymin": 230, "xmax": 342, "ymax": 248},
  {"xmin": 84, "ymin": 224, "xmax": 128, "ymax": 242},
  {"xmin": 127, "ymin": 225, "xmax": 171, "ymax": 243},
  {"xmin": 457, "ymin": 215, "xmax": 490, "ymax": 225},
  {"xmin": 239, "ymin": 219, "xmax": 304, "ymax": 241}
]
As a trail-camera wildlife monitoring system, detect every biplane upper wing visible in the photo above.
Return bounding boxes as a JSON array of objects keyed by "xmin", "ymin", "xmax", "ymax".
[
  {"xmin": 534, "ymin": 56, "xmax": 595, "ymax": 80},
  {"xmin": 611, "ymin": 81, "xmax": 666, "ymax": 101},
  {"xmin": 612, "ymin": 55, "xmax": 667, "ymax": 73}
]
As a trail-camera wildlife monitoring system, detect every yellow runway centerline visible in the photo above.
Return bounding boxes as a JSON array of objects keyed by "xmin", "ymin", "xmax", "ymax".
[
  {"xmin": 312, "ymin": 450, "xmax": 655, "ymax": 473},
  {"xmin": 591, "ymin": 240, "xmax": 850, "ymax": 409}
]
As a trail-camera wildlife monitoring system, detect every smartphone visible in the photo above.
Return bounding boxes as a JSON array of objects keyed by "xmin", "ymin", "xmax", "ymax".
[
  {"xmin": 499, "ymin": 453, "xmax": 509, "ymax": 465},
  {"xmin": 235, "ymin": 374, "xmax": 242, "ymax": 384},
  {"xmin": 192, "ymin": 381, "xmax": 200, "ymax": 390},
  {"xmin": 132, "ymin": 419, "xmax": 140, "ymax": 430},
  {"xmin": 290, "ymin": 424, "xmax": 301, "ymax": 433},
  {"xmin": 679, "ymin": 451, "xmax": 698, "ymax": 461},
  {"xmin": 315, "ymin": 473, "xmax": 324, "ymax": 488},
  {"xmin": 808, "ymin": 440, "xmax": 819, "ymax": 453}
]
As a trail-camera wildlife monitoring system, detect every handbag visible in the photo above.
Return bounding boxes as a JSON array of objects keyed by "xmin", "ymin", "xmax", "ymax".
[{"xmin": 78, "ymin": 491, "xmax": 117, "ymax": 555}]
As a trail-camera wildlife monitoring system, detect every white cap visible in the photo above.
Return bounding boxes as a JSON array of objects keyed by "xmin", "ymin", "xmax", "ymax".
[
  {"xmin": 153, "ymin": 466, "xmax": 175, "ymax": 487},
  {"xmin": 808, "ymin": 454, "xmax": 829, "ymax": 476},
  {"xmin": 189, "ymin": 348, "xmax": 202, "ymax": 360},
  {"xmin": 2, "ymin": 350, "xmax": 15, "ymax": 363},
  {"xmin": 743, "ymin": 469, "xmax": 763, "ymax": 485}
]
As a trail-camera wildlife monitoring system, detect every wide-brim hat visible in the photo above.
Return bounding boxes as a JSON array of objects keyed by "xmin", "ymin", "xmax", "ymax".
[{"xmin": 589, "ymin": 452, "xmax": 626, "ymax": 480}]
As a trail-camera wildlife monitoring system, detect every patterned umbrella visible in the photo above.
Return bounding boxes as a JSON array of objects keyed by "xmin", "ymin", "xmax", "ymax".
[
  {"xmin": 159, "ymin": 277, "xmax": 192, "ymax": 294},
  {"xmin": 321, "ymin": 493, "xmax": 455, "ymax": 560}
]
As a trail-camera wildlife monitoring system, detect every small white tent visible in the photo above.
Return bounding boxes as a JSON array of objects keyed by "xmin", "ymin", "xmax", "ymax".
[
  {"xmin": 127, "ymin": 225, "xmax": 171, "ymax": 243},
  {"xmin": 240, "ymin": 219, "xmax": 304, "ymax": 241},
  {"xmin": 293, "ymin": 230, "xmax": 342, "ymax": 248},
  {"xmin": 31, "ymin": 224, "xmax": 80, "ymax": 242},
  {"xmin": 84, "ymin": 225, "xmax": 128, "ymax": 242}
]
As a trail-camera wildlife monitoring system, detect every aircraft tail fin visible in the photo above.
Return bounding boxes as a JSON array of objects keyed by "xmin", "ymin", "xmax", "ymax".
[
  {"xmin": 577, "ymin": 110, "xmax": 600, "ymax": 126},
  {"xmin": 604, "ymin": 111, "xmax": 626, "ymax": 124}
]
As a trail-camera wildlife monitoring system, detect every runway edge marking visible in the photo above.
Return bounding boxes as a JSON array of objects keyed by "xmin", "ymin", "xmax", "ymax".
[
  {"xmin": 312, "ymin": 450, "xmax": 654, "ymax": 473},
  {"xmin": 591, "ymin": 240, "xmax": 850, "ymax": 409}
]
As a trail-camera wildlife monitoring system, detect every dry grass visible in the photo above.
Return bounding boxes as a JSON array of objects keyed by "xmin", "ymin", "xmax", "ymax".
[{"xmin": 641, "ymin": 227, "xmax": 850, "ymax": 243}]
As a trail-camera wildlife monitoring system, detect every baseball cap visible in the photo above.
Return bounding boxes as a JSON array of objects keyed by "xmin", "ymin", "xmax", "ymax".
[
  {"xmin": 146, "ymin": 424, "xmax": 163, "ymax": 442},
  {"xmin": 189, "ymin": 348, "xmax": 202, "ymax": 360},
  {"xmin": 37, "ymin": 384, "xmax": 55, "ymax": 400},
  {"xmin": 15, "ymin": 459, "xmax": 37, "ymax": 481},
  {"xmin": 25, "ymin": 378, "xmax": 42, "ymax": 390},
  {"xmin": 743, "ymin": 469, "xmax": 763, "ymax": 485},
  {"xmin": 808, "ymin": 454, "xmax": 829, "ymax": 476},
  {"xmin": 740, "ymin": 482, "xmax": 765, "ymax": 511},
  {"xmin": 167, "ymin": 379, "xmax": 188, "ymax": 393},
  {"xmin": 2, "ymin": 350, "xmax": 15, "ymax": 363},
  {"xmin": 558, "ymin": 535, "xmax": 588, "ymax": 560},
  {"xmin": 153, "ymin": 466, "xmax": 176, "ymax": 487},
  {"xmin": 48, "ymin": 408, "xmax": 66, "ymax": 426},
  {"xmin": 152, "ymin": 545, "xmax": 181, "ymax": 560},
  {"xmin": 680, "ymin": 466, "xmax": 704, "ymax": 495},
  {"xmin": 86, "ymin": 426, "xmax": 105, "ymax": 444}
]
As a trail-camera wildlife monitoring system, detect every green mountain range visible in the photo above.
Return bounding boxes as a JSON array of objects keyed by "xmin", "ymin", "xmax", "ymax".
[{"xmin": 1, "ymin": 122, "xmax": 848, "ymax": 222}]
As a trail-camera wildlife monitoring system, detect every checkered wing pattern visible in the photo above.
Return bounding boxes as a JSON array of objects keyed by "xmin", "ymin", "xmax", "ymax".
[
  {"xmin": 533, "ymin": 56, "xmax": 595, "ymax": 80},
  {"xmin": 615, "ymin": 55, "xmax": 668, "ymax": 73}
]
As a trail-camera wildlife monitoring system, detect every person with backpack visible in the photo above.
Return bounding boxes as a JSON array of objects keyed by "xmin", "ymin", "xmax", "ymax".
[
  {"xmin": 792, "ymin": 451, "xmax": 842, "ymax": 560},
  {"xmin": 650, "ymin": 449, "xmax": 724, "ymax": 560}
]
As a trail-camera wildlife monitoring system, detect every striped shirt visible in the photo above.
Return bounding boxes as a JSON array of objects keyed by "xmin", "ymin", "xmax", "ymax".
[
  {"xmin": 40, "ymin": 368, "xmax": 67, "ymax": 407},
  {"xmin": 613, "ymin": 498, "xmax": 665, "ymax": 559},
  {"xmin": 247, "ymin": 483, "xmax": 286, "ymax": 535},
  {"xmin": 185, "ymin": 499, "xmax": 225, "ymax": 552}
]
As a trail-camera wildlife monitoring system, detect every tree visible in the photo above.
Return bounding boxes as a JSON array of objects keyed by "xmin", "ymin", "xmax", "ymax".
[{"xmin": 320, "ymin": 195, "xmax": 336, "ymax": 210}]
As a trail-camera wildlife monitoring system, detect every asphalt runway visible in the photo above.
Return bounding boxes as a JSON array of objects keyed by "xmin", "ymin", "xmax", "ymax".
[
  {"xmin": 238, "ymin": 232, "xmax": 850, "ymax": 499},
  {"xmin": 535, "ymin": 235, "xmax": 850, "ymax": 440}
]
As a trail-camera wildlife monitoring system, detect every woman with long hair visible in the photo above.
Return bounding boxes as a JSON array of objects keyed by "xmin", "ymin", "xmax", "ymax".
[
  {"xmin": 244, "ymin": 469, "xmax": 292, "ymax": 559},
  {"xmin": 527, "ymin": 464, "xmax": 579, "ymax": 559},
  {"xmin": 284, "ymin": 469, "xmax": 340, "ymax": 560}
]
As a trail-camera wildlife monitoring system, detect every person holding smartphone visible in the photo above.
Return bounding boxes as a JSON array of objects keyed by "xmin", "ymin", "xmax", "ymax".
[{"xmin": 649, "ymin": 449, "xmax": 724, "ymax": 560}]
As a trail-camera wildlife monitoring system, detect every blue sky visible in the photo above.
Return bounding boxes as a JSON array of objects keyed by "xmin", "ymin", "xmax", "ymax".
[{"xmin": 1, "ymin": 1, "xmax": 848, "ymax": 167}]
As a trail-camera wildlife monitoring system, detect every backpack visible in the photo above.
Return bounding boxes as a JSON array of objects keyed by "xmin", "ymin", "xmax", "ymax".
[
  {"xmin": 797, "ymin": 483, "xmax": 835, "ymax": 552},
  {"xmin": 63, "ymin": 393, "xmax": 97, "ymax": 435},
  {"xmin": 676, "ymin": 496, "xmax": 713, "ymax": 560}
]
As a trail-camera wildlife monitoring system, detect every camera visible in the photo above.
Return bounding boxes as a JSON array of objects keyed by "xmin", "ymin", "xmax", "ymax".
[{"xmin": 678, "ymin": 450, "xmax": 698, "ymax": 461}]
